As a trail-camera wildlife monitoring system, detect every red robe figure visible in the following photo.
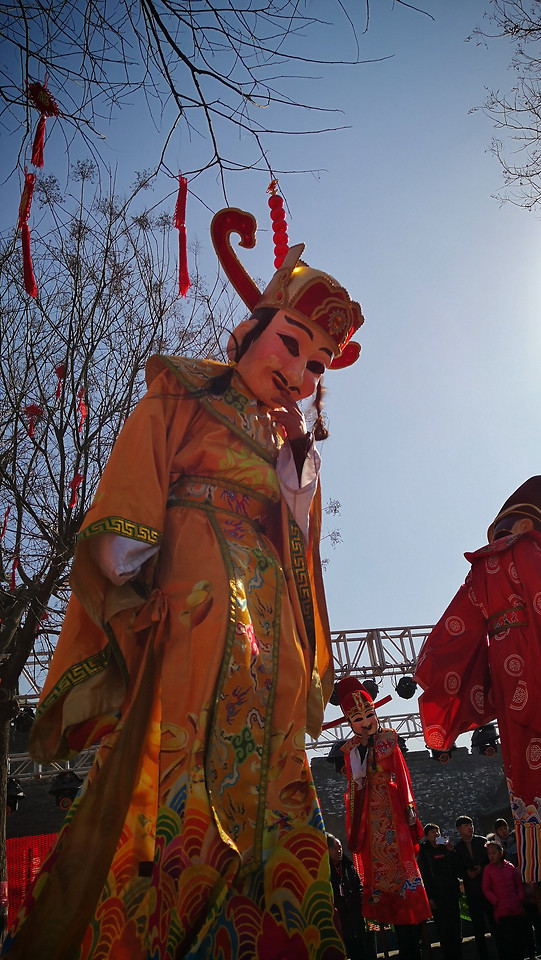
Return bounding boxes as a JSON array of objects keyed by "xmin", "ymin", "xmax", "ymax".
[
  {"xmin": 415, "ymin": 476, "xmax": 541, "ymax": 884},
  {"xmin": 333, "ymin": 677, "xmax": 431, "ymax": 944}
]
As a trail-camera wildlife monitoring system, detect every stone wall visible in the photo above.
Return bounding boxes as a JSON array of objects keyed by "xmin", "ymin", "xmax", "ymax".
[{"xmin": 311, "ymin": 744, "xmax": 511, "ymax": 852}]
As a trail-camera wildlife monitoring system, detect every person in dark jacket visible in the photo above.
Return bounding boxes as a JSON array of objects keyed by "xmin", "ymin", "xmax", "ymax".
[
  {"xmin": 418, "ymin": 823, "xmax": 462, "ymax": 959},
  {"xmin": 327, "ymin": 834, "xmax": 367, "ymax": 960},
  {"xmin": 454, "ymin": 816, "xmax": 497, "ymax": 960}
]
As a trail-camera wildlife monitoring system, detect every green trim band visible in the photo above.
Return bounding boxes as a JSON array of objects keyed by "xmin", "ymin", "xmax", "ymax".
[
  {"xmin": 160, "ymin": 356, "xmax": 277, "ymax": 466},
  {"xmin": 287, "ymin": 511, "xmax": 316, "ymax": 653},
  {"xmin": 35, "ymin": 645, "xmax": 113, "ymax": 721},
  {"xmin": 78, "ymin": 516, "xmax": 162, "ymax": 545}
]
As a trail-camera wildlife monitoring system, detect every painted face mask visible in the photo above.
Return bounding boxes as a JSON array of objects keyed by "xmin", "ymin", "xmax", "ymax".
[
  {"xmin": 347, "ymin": 702, "xmax": 378, "ymax": 740},
  {"xmin": 236, "ymin": 309, "xmax": 332, "ymax": 408}
]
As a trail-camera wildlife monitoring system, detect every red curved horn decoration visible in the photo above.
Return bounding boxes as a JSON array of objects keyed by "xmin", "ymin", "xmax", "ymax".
[{"xmin": 210, "ymin": 208, "xmax": 261, "ymax": 312}]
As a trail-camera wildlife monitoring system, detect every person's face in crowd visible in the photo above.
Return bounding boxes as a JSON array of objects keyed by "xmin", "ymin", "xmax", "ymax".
[
  {"xmin": 496, "ymin": 823, "xmax": 509, "ymax": 841},
  {"xmin": 487, "ymin": 844, "xmax": 503, "ymax": 865},
  {"xmin": 457, "ymin": 821, "xmax": 474, "ymax": 841},
  {"xmin": 237, "ymin": 310, "xmax": 333, "ymax": 408},
  {"xmin": 426, "ymin": 827, "xmax": 440, "ymax": 846},
  {"xmin": 329, "ymin": 838, "xmax": 343, "ymax": 866},
  {"xmin": 348, "ymin": 701, "xmax": 378, "ymax": 745}
]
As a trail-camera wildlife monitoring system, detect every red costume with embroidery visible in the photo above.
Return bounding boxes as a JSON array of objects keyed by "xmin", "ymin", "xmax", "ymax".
[
  {"xmin": 341, "ymin": 731, "xmax": 430, "ymax": 925},
  {"xmin": 415, "ymin": 530, "xmax": 541, "ymax": 882},
  {"xmin": 334, "ymin": 678, "xmax": 430, "ymax": 926}
]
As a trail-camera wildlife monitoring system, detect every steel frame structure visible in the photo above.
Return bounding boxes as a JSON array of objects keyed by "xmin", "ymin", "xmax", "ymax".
[{"xmin": 9, "ymin": 625, "xmax": 435, "ymax": 779}]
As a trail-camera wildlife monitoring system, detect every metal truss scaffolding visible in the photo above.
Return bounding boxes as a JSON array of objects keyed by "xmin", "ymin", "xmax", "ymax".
[{"xmin": 10, "ymin": 625, "xmax": 435, "ymax": 779}]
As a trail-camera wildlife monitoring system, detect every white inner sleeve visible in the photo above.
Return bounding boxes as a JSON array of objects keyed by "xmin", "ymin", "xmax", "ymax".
[
  {"xmin": 349, "ymin": 745, "xmax": 368, "ymax": 786},
  {"xmin": 90, "ymin": 534, "xmax": 160, "ymax": 586},
  {"xmin": 276, "ymin": 441, "xmax": 321, "ymax": 544}
]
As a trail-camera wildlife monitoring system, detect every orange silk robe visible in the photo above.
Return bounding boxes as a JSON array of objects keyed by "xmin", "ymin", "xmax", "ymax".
[{"xmin": 3, "ymin": 357, "xmax": 343, "ymax": 960}]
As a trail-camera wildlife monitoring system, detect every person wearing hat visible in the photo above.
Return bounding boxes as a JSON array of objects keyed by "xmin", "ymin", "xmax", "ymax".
[
  {"xmin": 330, "ymin": 677, "xmax": 431, "ymax": 959},
  {"xmin": 415, "ymin": 477, "xmax": 541, "ymax": 888},
  {"xmin": 3, "ymin": 209, "xmax": 363, "ymax": 960}
]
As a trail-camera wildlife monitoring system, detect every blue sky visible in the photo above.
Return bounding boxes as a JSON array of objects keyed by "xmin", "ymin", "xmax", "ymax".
[{"xmin": 4, "ymin": 1, "xmax": 540, "ymax": 744}]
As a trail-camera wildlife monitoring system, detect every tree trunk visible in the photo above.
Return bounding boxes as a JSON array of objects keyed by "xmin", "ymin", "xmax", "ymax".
[{"xmin": 0, "ymin": 695, "xmax": 15, "ymax": 945}]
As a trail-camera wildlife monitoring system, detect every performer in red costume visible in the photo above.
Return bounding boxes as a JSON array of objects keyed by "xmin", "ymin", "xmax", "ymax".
[
  {"xmin": 415, "ymin": 477, "xmax": 541, "ymax": 885},
  {"xmin": 332, "ymin": 677, "xmax": 431, "ymax": 957}
]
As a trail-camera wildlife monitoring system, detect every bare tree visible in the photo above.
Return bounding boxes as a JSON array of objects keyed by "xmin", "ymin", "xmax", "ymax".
[
  {"xmin": 471, "ymin": 0, "xmax": 541, "ymax": 210},
  {"xmin": 0, "ymin": 160, "xmax": 234, "ymax": 937},
  {"xmin": 0, "ymin": 1, "xmax": 431, "ymax": 191}
]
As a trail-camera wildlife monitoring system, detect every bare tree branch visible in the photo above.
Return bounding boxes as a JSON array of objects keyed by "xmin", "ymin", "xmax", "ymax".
[
  {"xmin": 0, "ymin": 1, "xmax": 403, "ymax": 188},
  {"xmin": 470, "ymin": 0, "xmax": 541, "ymax": 209}
]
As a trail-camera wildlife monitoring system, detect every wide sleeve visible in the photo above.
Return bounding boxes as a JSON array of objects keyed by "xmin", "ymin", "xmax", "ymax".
[
  {"xmin": 71, "ymin": 365, "xmax": 199, "ymax": 628},
  {"xmin": 414, "ymin": 578, "xmax": 497, "ymax": 751},
  {"xmin": 30, "ymin": 364, "xmax": 199, "ymax": 762},
  {"xmin": 392, "ymin": 743, "xmax": 423, "ymax": 841},
  {"xmin": 343, "ymin": 751, "xmax": 367, "ymax": 854}
]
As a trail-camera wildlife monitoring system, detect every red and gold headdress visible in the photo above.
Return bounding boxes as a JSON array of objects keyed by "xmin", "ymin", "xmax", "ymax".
[
  {"xmin": 211, "ymin": 205, "xmax": 364, "ymax": 369},
  {"xmin": 321, "ymin": 676, "xmax": 391, "ymax": 731}
]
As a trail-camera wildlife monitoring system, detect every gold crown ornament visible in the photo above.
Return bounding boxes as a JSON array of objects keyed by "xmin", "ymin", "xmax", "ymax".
[{"xmin": 211, "ymin": 206, "xmax": 364, "ymax": 370}]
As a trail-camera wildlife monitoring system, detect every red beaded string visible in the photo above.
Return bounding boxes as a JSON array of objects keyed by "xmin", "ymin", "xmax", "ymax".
[{"xmin": 267, "ymin": 180, "xmax": 289, "ymax": 268}]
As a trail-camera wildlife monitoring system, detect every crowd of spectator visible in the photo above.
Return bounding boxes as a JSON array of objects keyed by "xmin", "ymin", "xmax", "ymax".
[{"xmin": 327, "ymin": 815, "xmax": 541, "ymax": 960}]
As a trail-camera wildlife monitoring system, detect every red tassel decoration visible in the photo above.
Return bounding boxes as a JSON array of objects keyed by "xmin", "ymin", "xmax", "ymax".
[
  {"xmin": 31, "ymin": 114, "xmax": 47, "ymax": 168},
  {"xmin": 55, "ymin": 363, "xmax": 66, "ymax": 398},
  {"xmin": 27, "ymin": 80, "xmax": 61, "ymax": 170},
  {"xmin": 1, "ymin": 506, "xmax": 10, "ymax": 541},
  {"xmin": 267, "ymin": 179, "xmax": 289, "ymax": 269},
  {"xmin": 20, "ymin": 224, "xmax": 38, "ymax": 298},
  {"xmin": 23, "ymin": 403, "xmax": 44, "ymax": 437},
  {"xmin": 68, "ymin": 472, "xmax": 85, "ymax": 508},
  {"xmin": 173, "ymin": 173, "xmax": 191, "ymax": 297},
  {"xmin": 10, "ymin": 556, "xmax": 19, "ymax": 593},
  {"xmin": 18, "ymin": 170, "xmax": 38, "ymax": 297},
  {"xmin": 77, "ymin": 388, "xmax": 87, "ymax": 433}
]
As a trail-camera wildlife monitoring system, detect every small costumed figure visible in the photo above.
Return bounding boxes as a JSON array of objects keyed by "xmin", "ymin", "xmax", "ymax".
[
  {"xmin": 332, "ymin": 677, "xmax": 431, "ymax": 957},
  {"xmin": 415, "ymin": 476, "xmax": 541, "ymax": 887},
  {"xmin": 3, "ymin": 205, "xmax": 363, "ymax": 960}
]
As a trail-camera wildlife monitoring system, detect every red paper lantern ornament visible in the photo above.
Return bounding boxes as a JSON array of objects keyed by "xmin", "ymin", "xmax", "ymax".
[
  {"xmin": 27, "ymin": 79, "xmax": 61, "ymax": 169},
  {"xmin": 17, "ymin": 170, "xmax": 38, "ymax": 298},
  {"xmin": 77, "ymin": 388, "xmax": 87, "ymax": 433},
  {"xmin": 23, "ymin": 403, "xmax": 44, "ymax": 437},
  {"xmin": 173, "ymin": 173, "xmax": 191, "ymax": 297},
  {"xmin": 54, "ymin": 364, "xmax": 66, "ymax": 398},
  {"xmin": 68, "ymin": 472, "xmax": 85, "ymax": 508},
  {"xmin": 267, "ymin": 180, "xmax": 289, "ymax": 269}
]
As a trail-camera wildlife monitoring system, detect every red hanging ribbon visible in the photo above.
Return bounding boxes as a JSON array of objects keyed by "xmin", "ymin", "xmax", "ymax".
[
  {"xmin": 55, "ymin": 363, "xmax": 66, "ymax": 398},
  {"xmin": 77, "ymin": 388, "xmax": 87, "ymax": 433},
  {"xmin": 27, "ymin": 80, "xmax": 61, "ymax": 169},
  {"xmin": 23, "ymin": 403, "xmax": 44, "ymax": 437},
  {"xmin": 68, "ymin": 472, "xmax": 85, "ymax": 508},
  {"xmin": 18, "ymin": 170, "xmax": 38, "ymax": 297},
  {"xmin": 31, "ymin": 114, "xmax": 47, "ymax": 168},
  {"xmin": 173, "ymin": 173, "xmax": 191, "ymax": 297},
  {"xmin": 1, "ymin": 506, "xmax": 10, "ymax": 541},
  {"xmin": 267, "ymin": 180, "xmax": 289, "ymax": 270},
  {"xmin": 10, "ymin": 556, "xmax": 19, "ymax": 593}
]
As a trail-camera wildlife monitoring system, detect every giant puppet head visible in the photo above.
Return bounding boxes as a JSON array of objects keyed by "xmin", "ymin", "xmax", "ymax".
[
  {"xmin": 336, "ymin": 676, "xmax": 379, "ymax": 744},
  {"xmin": 487, "ymin": 476, "xmax": 541, "ymax": 542},
  {"xmin": 211, "ymin": 207, "xmax": 364, "ymax": 372}
]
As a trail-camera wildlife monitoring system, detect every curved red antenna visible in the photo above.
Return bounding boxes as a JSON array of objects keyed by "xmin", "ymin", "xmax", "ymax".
[{"xmin": 210, "ymin": 208, "xmax": 261, "ymax": 312}]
